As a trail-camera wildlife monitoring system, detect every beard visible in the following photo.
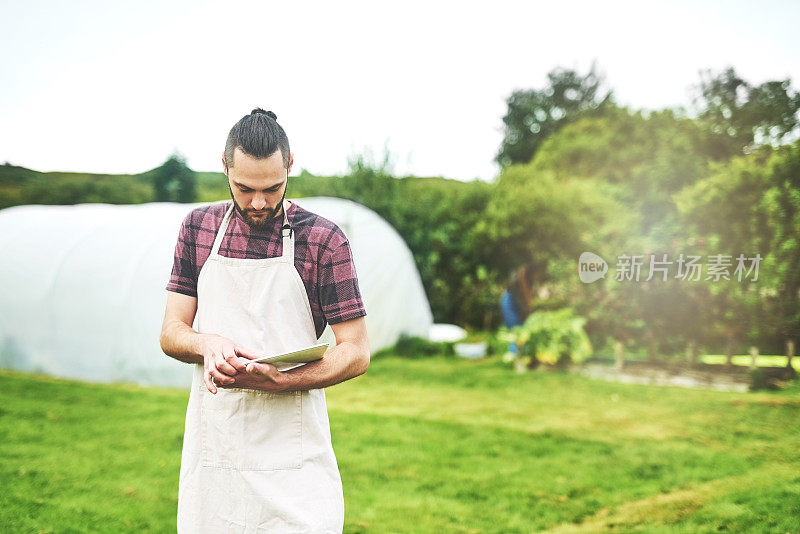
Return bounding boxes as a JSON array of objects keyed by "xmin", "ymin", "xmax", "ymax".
[{"xmin": 228, "ymin": 184, "xmax": 286, "ymax": 230}]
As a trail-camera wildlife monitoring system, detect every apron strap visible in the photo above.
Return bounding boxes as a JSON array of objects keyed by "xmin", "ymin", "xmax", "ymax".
[
  {"xmin": 281, "ymin": 199, "xmax": 294, "ymax": 261},
  {"xmin": 210, "ymin": 203, "xmax": 235, "ymax": 257}
]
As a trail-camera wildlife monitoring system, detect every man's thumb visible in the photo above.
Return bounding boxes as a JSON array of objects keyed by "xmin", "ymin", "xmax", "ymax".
[{"xmin": 247, "ymin": 363, "xmax": 264, "ymax": 375}]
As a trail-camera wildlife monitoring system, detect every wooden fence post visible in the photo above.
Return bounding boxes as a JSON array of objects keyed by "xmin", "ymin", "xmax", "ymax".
[
  {"xmin": 685, "ymin": 340, "xmax": 697, "ymax": 366},
  {"xmin": 614, "ymin": 340, "xmax": 625, "ymax": 372},
  {"xmin": 749, "ymin": 346, "xmax": 759, "ymax": 370},
  {"xmin": 787, "ymin": 339, "xmax": 795, "ymax": 370},
  {"xmin": 725, "ymin": 339, "xmax": 735, "ymax": 367}
]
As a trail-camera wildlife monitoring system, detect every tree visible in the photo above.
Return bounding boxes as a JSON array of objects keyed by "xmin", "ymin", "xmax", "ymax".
[
  {"xmin": 530, "ymin": 105, "xmax": 709, "ymax": 239},
  {"xmin": 523, "ymin": 105, "xmax": 724, "ymax": 360},
  {"xmin": 675, "ymin": 142, "xmax": 800, "ymax": 356},
  {"xmin": 694, "ymin": 66, "xmax": 800, "ymax": 160},
  {"xmin": 496, "ymin": 63, "xmax": 614, "ymax": 167},
  {"xmin": 153, "ymin": 152, "xmax": 197, "ymax": 203}
]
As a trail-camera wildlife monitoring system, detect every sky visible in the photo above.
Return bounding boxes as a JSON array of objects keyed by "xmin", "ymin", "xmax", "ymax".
[{"xmin": 1, "ymin": 0, "xmax": 799, "ymax": 182}]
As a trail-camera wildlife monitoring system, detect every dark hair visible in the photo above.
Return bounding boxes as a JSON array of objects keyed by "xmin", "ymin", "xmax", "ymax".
[{"xmin": 224, "ymin": 108, "xmax": 290, "ymax": 170}]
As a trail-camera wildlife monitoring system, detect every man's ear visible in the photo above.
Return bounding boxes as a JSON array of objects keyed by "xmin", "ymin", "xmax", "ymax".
[
  {"xmin": 287, "ymin": 152, "xmax": 294, "ymax": 175},
  {"xmin": 221, "ymin": 154, "xmax": 228, "ymax": 176}
]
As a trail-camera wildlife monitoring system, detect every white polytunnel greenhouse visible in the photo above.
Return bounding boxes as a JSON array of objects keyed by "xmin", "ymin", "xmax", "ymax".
[{"xmin": 0, "ymin": 198, "xmax": 433, "ymax": 387}]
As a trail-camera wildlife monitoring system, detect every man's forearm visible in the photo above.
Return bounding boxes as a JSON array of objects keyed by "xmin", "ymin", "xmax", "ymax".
[
  {"xmin": 279, "ymin": 341, "xmax": 369, "ymax": 392},
  {"xmin": 160, "ymin": 320, "xmax": 205, "ymax": 365}
]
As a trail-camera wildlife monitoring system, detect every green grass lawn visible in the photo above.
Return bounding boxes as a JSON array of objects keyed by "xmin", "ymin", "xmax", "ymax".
[
  {"xmin": 1, "ymin": 355, "xmax": 799, "ymax": 533},
  {"xmin": 700, "ymin": 354, "xmax": 800, "ymax": 371}
]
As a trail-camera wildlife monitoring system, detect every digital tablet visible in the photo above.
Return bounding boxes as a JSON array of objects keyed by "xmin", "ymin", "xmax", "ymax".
[{"xmin": 241, "ymin": 342, "xmax": 329, "ymax": 370}]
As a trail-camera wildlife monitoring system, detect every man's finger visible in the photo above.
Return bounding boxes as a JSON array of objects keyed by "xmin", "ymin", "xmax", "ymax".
[
  {"xmin": 214, "ymin": 354, "xmax": 239, "ymax": 377},
  {"xmin": 223, "ymin": 349, "xmax": 247, "ymax": 372},
  {"xmin": 235, "ymin": 345, "xmax": 260, "ymax": 360},
  {"xmin": 203, "ymin": 370, "xmax": 217, "ymax": 394},
  {"xmin": 246, "ymin": 362, "xmax": 277, "ymax": 377},
  {"xmin": 210, "ymin": 368, "xmax": 235, "ymax": 386}
]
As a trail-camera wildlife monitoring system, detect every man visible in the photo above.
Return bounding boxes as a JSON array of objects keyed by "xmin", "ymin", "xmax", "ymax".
[
  {"xmin": 500, "ymin": 261, "xmax": 547, "ymax": 354},
  {"xmin": 159, "ymin": 108, "xmax": 370, "ymax": 533}
]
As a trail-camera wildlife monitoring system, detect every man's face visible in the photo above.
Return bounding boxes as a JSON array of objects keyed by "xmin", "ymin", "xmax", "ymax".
[{"xmin": 225, "ymin": 147, "xmax": 290, "ymax": 230}]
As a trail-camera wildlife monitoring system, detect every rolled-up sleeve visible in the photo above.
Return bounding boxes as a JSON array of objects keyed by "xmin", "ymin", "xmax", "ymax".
[
  {"xmin": 165, "ymin": 212, "xmax": 198, "ymax": 297},
  {"xmin": 318, "ymin": 240, "xmax": 367, "ymax": 325}
]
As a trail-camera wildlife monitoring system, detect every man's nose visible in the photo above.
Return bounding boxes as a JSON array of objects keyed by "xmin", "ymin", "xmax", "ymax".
[{"xmin": 251, "ymin": 194, "xmax": 267, "ymax": 210}]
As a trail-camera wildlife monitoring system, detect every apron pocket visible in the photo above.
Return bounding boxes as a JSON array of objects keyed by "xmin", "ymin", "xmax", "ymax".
[{"xmin": 200, "ymin": 388, "xmax": 303, "ymax": 471}]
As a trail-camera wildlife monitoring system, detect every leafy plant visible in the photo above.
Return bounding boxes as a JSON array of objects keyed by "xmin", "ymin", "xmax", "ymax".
[{"xmin": 499, "ymin": 308, "xmax": 592, "ymax": 369}]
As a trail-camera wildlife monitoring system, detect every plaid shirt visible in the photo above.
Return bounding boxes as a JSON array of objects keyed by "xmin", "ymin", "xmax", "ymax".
[{"xmin": 166, "ymin": 200, "xmax": 366, "ymax": 338}]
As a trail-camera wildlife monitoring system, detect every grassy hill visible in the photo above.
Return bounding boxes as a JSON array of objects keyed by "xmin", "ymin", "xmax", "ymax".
[
  {"xmin": 1, "ymin": 353, "xmax": 799, "ymax": 532},
  {"xmin": 0, "ymin": 163, "xmax": 466, "ymax": 209},
  {"xmin": 0, "ymin": 163, "xmax": 154, "ymax": 209}
]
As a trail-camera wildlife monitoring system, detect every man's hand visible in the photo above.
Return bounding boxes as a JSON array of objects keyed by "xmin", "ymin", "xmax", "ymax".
[
  {"xmin": 219, "ymin": 361, "xmax": 286, "ymax": 393},
  {"xmin": 199, "ymin": 334, "xmax": 260, "ymax": 394},
  {"xmin": 277, "ymin": 317, "xmax": 370, "ymax": 392}
]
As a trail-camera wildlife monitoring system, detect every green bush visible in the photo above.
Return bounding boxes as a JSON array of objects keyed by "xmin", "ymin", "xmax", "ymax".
[
  {"xmin": 374, "ymin": 334, "xmax": 454, "ymax": 359},
  {"xmin": 748, "ymin": 368, "xmax": 779, "ymax": 392},
  {"xmin": 483, "ymin": 331, "xmax": 508, "ymax": 357},
  {"xmin": 499, "ymin": 308, "xmax": 592, "ymax": 368}
]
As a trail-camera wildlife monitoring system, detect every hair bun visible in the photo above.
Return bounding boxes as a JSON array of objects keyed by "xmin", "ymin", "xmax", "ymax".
[{"xmin": 251, "ymin": 108, "xmax": 278, "ymax": 121}]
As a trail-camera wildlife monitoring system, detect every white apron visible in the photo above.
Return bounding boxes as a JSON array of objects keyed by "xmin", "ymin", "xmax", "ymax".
[{"xmin": 177, "ymin": 200, "xmax": 345, "ymax": 533}]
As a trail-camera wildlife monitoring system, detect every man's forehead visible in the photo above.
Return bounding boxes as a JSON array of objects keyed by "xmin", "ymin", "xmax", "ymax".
[
  {"xmin": 232, "ymin": 147, "xmax": 285, "ymax": 167},
  {"xmin": 230, "ymin": 149, "xmax": 286, "ymax": 182}
]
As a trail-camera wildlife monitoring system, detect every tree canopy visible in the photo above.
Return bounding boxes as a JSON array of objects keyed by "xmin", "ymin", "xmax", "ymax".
[{"xmin": 496, "ymin": 64, "xmax": 614, "ymax": 167}]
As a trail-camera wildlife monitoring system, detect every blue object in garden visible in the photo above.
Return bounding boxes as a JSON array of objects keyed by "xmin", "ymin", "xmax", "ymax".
[{"xmin": 500, "ymin": 290, "xmax": 523, "ymax": 354}]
